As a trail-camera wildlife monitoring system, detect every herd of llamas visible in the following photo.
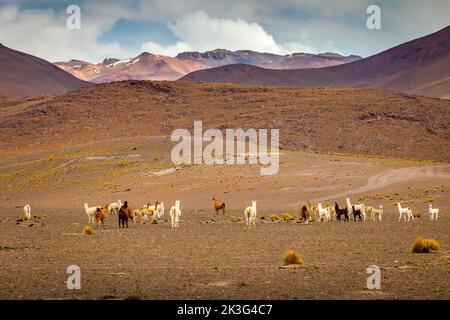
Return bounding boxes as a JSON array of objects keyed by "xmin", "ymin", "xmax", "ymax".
[{"xmin": 20, "ymin": 197, "xmax": 440, "ymax": 229}]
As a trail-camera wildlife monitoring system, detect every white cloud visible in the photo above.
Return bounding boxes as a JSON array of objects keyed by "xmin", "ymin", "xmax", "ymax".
[
  {"xmin": 2, "ymin": 1, "xmax": 449, "ymax": 62},
  {"xmin": 142, "ymin": 11, "xmax": 315, "ymax": 56},
  {"xmin": 0, "ymin": 5, "xmax": 133, "ymax": 63}
]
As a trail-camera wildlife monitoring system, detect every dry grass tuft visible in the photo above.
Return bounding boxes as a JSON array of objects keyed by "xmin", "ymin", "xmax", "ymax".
[
  {"xmin": 270, "ymin": 214, "xmax": 279, "ymax": 221},
  {"xmin": 32, "ymin": 214, "xmax": 48, "ymax": 219},
  {"xmin": 283, "ymin": 250, "xmax": 303, "ymax": 265},
  {"xmin": 281, "ymin": 213, "xmax": 294, "ymax": 221},
  {"xmin": 17, "ymin": 214, "xmax": 29, "ymax": 222},
  {"xmin": 411, "ymin": 237, "xmax": 441, "ymax": 253},
  {"xmin": 82, "ymin": 225, "xmax": 95, "ymax": 235}
]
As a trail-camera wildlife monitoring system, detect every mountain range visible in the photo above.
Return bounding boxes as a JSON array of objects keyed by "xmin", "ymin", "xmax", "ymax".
[
  {"xmin": 181, "ymin": 26, "xmax": 450, "ymax": 99},
  {"xmin": 0, "ymin": 26, "xmax": 448, "ymax": 99},
  {"xmin": 54, "ymin": 50, "xmax": 361, "ymax": 83}
]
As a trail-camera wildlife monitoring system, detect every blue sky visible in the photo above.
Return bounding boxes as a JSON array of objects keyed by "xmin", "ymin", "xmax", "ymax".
[{"xmin": 0, "ymin": 0, "xmax": 448, "ymax": 62}]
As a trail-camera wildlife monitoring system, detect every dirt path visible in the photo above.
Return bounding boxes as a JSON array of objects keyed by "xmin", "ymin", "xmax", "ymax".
[{"xmin": 313, "ymin": 165, "xmax": 450, "ymax": 202}]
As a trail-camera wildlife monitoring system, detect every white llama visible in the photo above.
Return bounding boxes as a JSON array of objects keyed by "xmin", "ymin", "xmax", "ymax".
[
  {"xmin": 317, "ymin": 203, "xmax": 331, "ymax": 222},
  {"xmin": 346, "ymin": 198, "xmax": 366, "ymax": 220},
  {"xmin": 244, "ymin": 200, "xmax": 257, "ymax": 226},
  {"xmin": 397, "ymin": 203, "xmax": 414, "ymax": 222},
  {"xmin": 107, "ymin": 200, "xmax": 122, "ymax": 215},
  {"xmin": 169, "ymin": 200, "xmax": 181, "ymax": 228},
  {"xmin": 156, "ymin": 202, "xmax": 165, "ymax": 219},
  {"xmin": 84, "ymin": 203, "xmax": 100, "ymax": 223},
  {"xmin": 23, "ymin": 205, "xmax": 31, "ymax": 220},
  {"xmin": 428, "ymin": 204, "xmax": 439, "ymax": 221}
]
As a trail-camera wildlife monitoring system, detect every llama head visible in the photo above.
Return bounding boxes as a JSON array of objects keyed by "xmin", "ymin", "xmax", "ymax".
[
  {"xmin": 252, "ymin": 200, "xmax": 257, "ymax": 206},
  {"xmin": 175, "ymin": 200, "xmax": 180, "ymax": 207},
  {"xmin": 379, "ymin": 205, "xmax": 383, "ymax": 209},
  {"xmin": 428, "ymin": 204, "xmax": 432, "ymax": 208}
]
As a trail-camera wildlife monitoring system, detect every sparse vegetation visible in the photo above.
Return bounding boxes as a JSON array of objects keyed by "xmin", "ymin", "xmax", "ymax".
[
  {"xmin": 281, "ymin": 213, "xmax": 294, "ymax": 221},
  {"xmin": 82, "ymin": 225, "xmax": 95, "ymax": 235},
  {"xmin": 230, "ymin": 216, "xmax": 242, "ymax": 222},
  {"xmin": 270, "ymin": 214, "xmax": 279, "ymax": 221},
  {"xmin": 411, "ymin": 237, "xmax": 441, "ymax": 253},
  {"xmin": 283, "ymin": 250, "xmax": 303, "ymax": 265},
  {"xmin": 32, "ymin": 214, "xmax": 48, "ymax": 219},
  {"xmin": 16, "ymin": 214, "xmax": 29, "ymax": 222}
]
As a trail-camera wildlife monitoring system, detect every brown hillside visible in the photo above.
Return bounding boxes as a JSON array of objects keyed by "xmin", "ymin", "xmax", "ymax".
[
  {"xmin": 0, "ymin": 44, "xmax": 91, "ymax": 98},
  {"xmin": 0, "ymin": 81, "xmax": 449, "ymax": 161}
]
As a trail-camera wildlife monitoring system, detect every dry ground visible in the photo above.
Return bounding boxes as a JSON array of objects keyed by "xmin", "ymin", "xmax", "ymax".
[{"xmin": 0, "ymin": 137, "xmax": 449, "ymax": 299}]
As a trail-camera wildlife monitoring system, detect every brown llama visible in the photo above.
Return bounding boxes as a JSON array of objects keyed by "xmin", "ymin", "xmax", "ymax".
[
  {"xmin": 212, "ymin": 198, "xmax": 226, "ymax": 215},
  {"xmin": 300, "ymin": 205, "xmax": 311, "ymax": 223},
  {"xmin": 95, "ymin": 205, "xmax": 109, "ymax": 227},
  {"xmin": 334, "ymin": 202, "xmax": 349, "ymax": 222},
  {"xmin": 118, "ymin": 201, "xmax": 132, "ymax": 228}
]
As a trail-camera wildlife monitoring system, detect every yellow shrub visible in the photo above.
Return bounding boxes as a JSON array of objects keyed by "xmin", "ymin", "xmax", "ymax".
[
  {"xmin": 82, "ymin": 225, "xmax": 95, "ymax": 235},
  {"xmin": 283, "ymin": 250, "xmax": 303, "ymax": 265},
  {"xmin": 281, "ymin": 213, "xmax": 294, "ymax": 221},
  {"xmin": 270, "ymin": 214, "xmax": 279, "ymax": 221},
  {"xmin": 17, "ymin": 214, "xmax": 29, "ymax": 222},
  {"xmin": 411, "ymin": 237, "xmax": 441, "ymax": 253}
]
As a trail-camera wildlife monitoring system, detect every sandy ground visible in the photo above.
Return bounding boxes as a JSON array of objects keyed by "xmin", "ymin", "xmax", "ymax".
[{"xmin": 0, "ymin": 137, "xmax": 449, "ymax": 299}]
